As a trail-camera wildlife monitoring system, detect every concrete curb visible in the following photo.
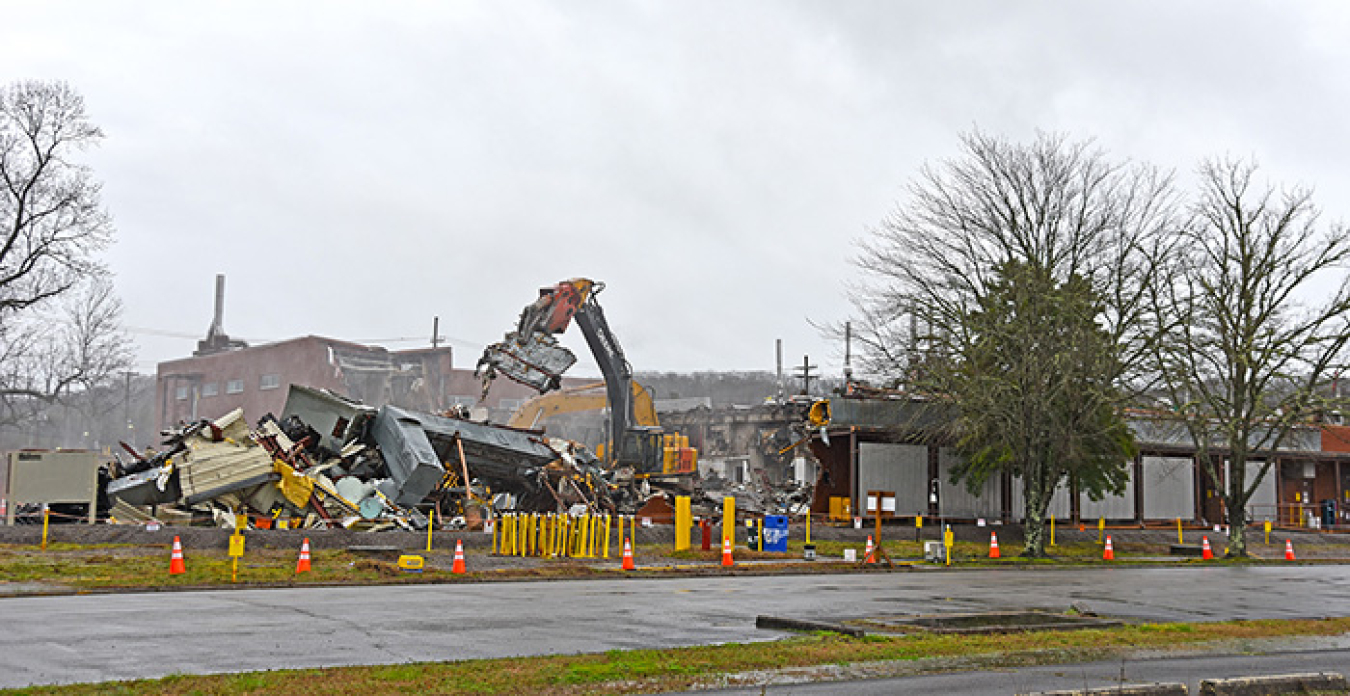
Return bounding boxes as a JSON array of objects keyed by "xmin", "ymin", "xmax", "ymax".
[
  {"xmin": 1020, "ymin": 683, "xmax": 1187, "ymax": 695},
  {"xmin": 1199, "ymin": 672, "xmax": 1348, "ymax": 695},
  {"xmin": 755, "ymin": 615, "xmax": 865, "ymax": 637}
]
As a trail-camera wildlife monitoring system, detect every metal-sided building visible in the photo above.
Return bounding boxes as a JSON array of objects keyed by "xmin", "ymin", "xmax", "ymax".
[{"xmin": 808, "ymin": 397, "xmax": 1350, "ymax": 528}]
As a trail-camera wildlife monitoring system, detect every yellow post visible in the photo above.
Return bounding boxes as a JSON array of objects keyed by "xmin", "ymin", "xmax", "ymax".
[
  {"xmin": 545, "ymin": 514, "xmax": 554, "ymax": 557},
  {"xmin": 757, "ymin": 518, "xmax": 764, "ymax": 552},
  {"xmin": 675, "ymin": 496, "xmax": 691, "ymax": 551},
  {"xmin": 1098, "ymin": 517, "xmax": 1105, "ymax": 544},
  {"xmin": 1264, "ymin": 518, "xmax": 1272, "ymax": 545},
  {"xmin": 41, "ymin": 505, "xmax": 49, "ymax": 551},
  {"xmin": 425, "ymin": 507, "xmax": 435, "ymax": 553},
  {"xmin": 491, "ymin": 514, "xmax": 499, "ymax": 554},
  {"xmin": 591, "ymin": 514, "xmax": 600, "ymax": 557},
  {"xmin": 582, "ymin": 514, "xmax": 593, "ymax": 558},
  {"xmin": 943, "ymin": 524, "xmax": 953, "ymax": 566},
  {"xmin": 603, "ymin": 514, "xmax": 612, "ymax": 559},
  {"xmin": 545, "ymin": 515, "xmax": 554, "ymax": 557},
  {"xmin": 510, "ymin": 514, "xmax": 518, "ymax": 556},
  {"xmin": 723, "ymin": 496, "xmax": 735, "ymax": 544},
  {"xmin": 806, "ymin": 510, "xmax": 812, "ymax": 544},
  {"xmin": 1177, "ymin": 517, "xmax": 1183, "ymax": 545},
  {"xmin": 1050, "ymin": 515, "xmax": 1056, "ymax": 547},
  {"xmin": 519, "ymin": 514, "xmax": 528, "ymax": 557}
]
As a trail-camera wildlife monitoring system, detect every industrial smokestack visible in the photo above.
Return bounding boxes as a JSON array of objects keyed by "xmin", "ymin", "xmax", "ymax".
[
  {"xmin": 194, "ymin": 273, "xmax": 247, "ymax": 356},
  {"xmin": 210, "ymin": 274, "xmax": 225, "ymax": 336}
]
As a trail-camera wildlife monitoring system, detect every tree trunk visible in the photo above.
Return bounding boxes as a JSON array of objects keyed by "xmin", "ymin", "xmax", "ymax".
[
  {"xmin": 1226, "ymin": 497, "xmax": 1248, "ymax": 557},
  {"xmin": 1021, "ymin": 469, "xmax": 1054, "ymax": 558}
]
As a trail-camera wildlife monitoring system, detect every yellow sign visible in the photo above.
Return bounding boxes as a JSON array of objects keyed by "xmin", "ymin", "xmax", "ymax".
[
  {"xmin": 915, "ymin": 515, "xmax": 923, "ymax": 529},
  {"xmin": 228, "ymin": 534, "xmax": 245, "ymax": 557}
]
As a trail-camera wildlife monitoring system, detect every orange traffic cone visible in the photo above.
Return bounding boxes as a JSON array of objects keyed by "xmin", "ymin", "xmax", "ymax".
[
  {"xmin": 864, "ymin": 535, "xmax": 875, "ymax": 564},
  {"xmin": 721, "ymin": 537, "xmax": 734, "ymax": 567},
  {"xmin": 1103, "ymin": 535, "xmax": 1115, "ymax": 561},
  {"xmin": 296, "ymin": 537, "xmax": 311, "ymax": 574},
  {"xmin": 1285, "ymin": 539, "xmax": 1296, "ymax": 561},
  {"xmin": 1201, "ymin": 536, "xmax": 1214, "ymax": 560},
  {"xmin": 169, "ymin": 535, "xmax": 186, "ymax": 575},
  {"xmin": 622, "ymin": 537, "xmax": 635, "ymax": 571},
  {"xmin": 450, "ymin": 539, "xmax": 467, "ymax": 574},
  {"xmin": 989, "ymin": 532, "xmax": 1001, "ymax": 559}
]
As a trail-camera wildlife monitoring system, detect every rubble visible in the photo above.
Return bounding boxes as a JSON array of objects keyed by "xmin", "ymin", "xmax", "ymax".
[{"xmin": 102, "ymin": 385, "xmax": 619, "ymax": 531}]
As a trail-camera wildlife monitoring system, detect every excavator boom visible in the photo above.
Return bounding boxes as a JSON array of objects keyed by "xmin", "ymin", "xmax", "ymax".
[{"xmin": 477, "ymin": 278, "xmax": 664, "ymax": 471}]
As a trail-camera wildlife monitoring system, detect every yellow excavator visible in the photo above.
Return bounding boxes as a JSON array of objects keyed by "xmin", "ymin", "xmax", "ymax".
[{"xmin": 505, "ymin": 381, "xmax": 696, "ymax": 475}]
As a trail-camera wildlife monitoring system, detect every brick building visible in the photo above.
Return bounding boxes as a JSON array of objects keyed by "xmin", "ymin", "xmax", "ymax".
[{"xmin": 156, "ymin": 336, "xmax": 587, "ymax": 430}]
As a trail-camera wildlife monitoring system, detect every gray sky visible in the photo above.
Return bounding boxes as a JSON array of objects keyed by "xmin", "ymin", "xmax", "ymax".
[{"xmin": 4, "ymin": 1, "xmax": 1349, "ymax": 381}]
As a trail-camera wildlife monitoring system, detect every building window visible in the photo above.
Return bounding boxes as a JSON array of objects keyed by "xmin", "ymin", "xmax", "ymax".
[
  {"xmin": 226, "ymin": 379, "xmax": 244, "ymax": 395},
  {"xmin": 202, "ymin": 383, "xmax": 219, "ymax": 397},
  {"xmin": 498, "ymin": 398, "xmax": 522, "ymax": 411},
  {"xmin": 260, "ymin": 374, "xmax": 281, "ymax": 390},
  {"xmin": 175, "ymin": 386, "xmax": 188, "ymax": 401}
]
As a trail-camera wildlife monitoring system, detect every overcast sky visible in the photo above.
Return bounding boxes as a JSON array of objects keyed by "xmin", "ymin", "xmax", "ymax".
[{"xmin": 4, "ymin": 1, "xmax": 1349, "ymax": 382}]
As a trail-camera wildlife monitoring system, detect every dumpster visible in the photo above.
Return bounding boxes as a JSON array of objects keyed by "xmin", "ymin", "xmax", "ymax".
[{"xmin": 763, "ymin": 514, "xmax": 789, "ymax": 553}]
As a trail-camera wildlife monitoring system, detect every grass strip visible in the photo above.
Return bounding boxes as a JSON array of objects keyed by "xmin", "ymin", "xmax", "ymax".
[{"xmin": 4, "ymin": 617, "xmax": 1348, "ymax": 695}]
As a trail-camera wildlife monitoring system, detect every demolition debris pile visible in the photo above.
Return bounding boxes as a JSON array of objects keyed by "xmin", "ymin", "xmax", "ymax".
[{"xmin": 104, "ymin": 385, "xmax": 616, "ymax": 531}]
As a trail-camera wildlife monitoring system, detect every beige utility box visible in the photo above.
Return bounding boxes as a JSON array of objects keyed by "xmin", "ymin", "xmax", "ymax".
[{"xmin": 3, "ymin": 450, "xmax": 103, "ymax": 525}]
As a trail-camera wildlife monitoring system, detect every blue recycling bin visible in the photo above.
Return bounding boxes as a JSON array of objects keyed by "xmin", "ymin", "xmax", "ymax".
[{"xmin": 763, "ymin": 515, "xmax": 789, "ymax": 552}]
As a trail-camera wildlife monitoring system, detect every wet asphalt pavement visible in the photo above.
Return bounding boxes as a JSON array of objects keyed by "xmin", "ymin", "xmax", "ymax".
[{"xmin": 2, "ymin": 564, "xmax": 1349, "ymax": 689}]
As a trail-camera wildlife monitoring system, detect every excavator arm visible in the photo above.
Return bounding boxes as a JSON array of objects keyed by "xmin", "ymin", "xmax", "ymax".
[{"xmin": 477, "ymin": 278, "xmax": 664, "ymax": 471}]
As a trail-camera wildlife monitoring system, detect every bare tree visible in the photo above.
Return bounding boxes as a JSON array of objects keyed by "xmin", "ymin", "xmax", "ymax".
[
  {"xmin": 1147, "ymin": 157, "xmax": 1350, "ymax": 557},
  {"xmin": 852, "ymin": 130, "xmax": 1176, "ymax": 556},
  {"xmin": 0, "ymin": 80, "xmax": 130, "ymax": 433}
]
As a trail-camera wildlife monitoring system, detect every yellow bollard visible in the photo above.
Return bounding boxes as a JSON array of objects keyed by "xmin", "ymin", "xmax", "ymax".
[
  {"xmin": 757, "ymin": 518, "xmax": 764, "ymax": 552},
  {"xmin": 1264, "ymin": 518, "xmax": 1272, "ymax": 545},
  {"xmin": 723, "ymin": 497, "xmax": 736, "ymax": 545},
  {"xmin": 492, "ymin": 514, "xmax": 500, "ymax": 555},
  {"xmin": 807, "ymin": 510, "xmax": 812, "ymax": 545},
  {"xmin": 675, "ymin": 496, "xmax": 691, "ymax": 551},
  {"xmin": 1177, "ymin": 517, "xmax": 1183, "ymax": 545},
  {"xmin": 519, "ymin": 514, "xmax": 527, "ymax": 557},
  {"xmin": 943, "ymin": 524, "xmax": 953, "ymax": 567},
  {"xmin": 41, "ymin": 505, "xmax": 50, "ymax": 551},
  {"xmin": 1098, "ymin": 517, "xmax": 1105, "ymax": 544},
  {"xmin": 1050, "ymin": 515, "xmax": 1056, "ymax": 547},
  {"xmin": 603, "ymin": 514, "xmax": 612, "ymax": 559},
  {"xmin": 580, "ymin": 514, "xmax": 590, "ymax": 558},
  {"xmin": 543, "ymin": 514, "xmax": 552, "ymax": 557},
  {"xmin": 426, "ymin": 507, "xmax": 435, "ymax": 553}
]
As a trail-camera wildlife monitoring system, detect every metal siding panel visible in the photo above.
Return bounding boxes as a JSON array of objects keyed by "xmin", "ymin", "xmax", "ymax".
[
  {"xmin": 1142, "ymin": 456, "xmax": 1195, "ymax": 519},
  {"xmin": 1009, "ymin": 478, "xmax": 1071, "ymax": 521},
  {"xmin": 1081, "ymin": 474, "xmax": 1135, "ymax": 520},
  {"xmin": 1243, "ymin": 459, "xmax": 1278, "ymax": 521},
  {"xmin": 938, "ymin": 448, "xmax": 1001, "ymax": 518},
  {"xmin": 857, "ymin": 443, "xmax": 928, "ymax": 515}
]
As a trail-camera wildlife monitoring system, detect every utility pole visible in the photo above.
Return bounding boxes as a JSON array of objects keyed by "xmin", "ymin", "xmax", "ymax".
[
  {"xmin": 123, "ymin": 370, "xmax": 133, "ymax": 445},
  {"xmin": 844, "ymin": 321, "xmax": 854, "ymax": 392},
  {"xmin": 794, "ymin": 355, "xmax": 818, "ymax": 396},
  {"xmin": 776, "ymin": 339, "xmax": 784, "ymax": 401}
]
